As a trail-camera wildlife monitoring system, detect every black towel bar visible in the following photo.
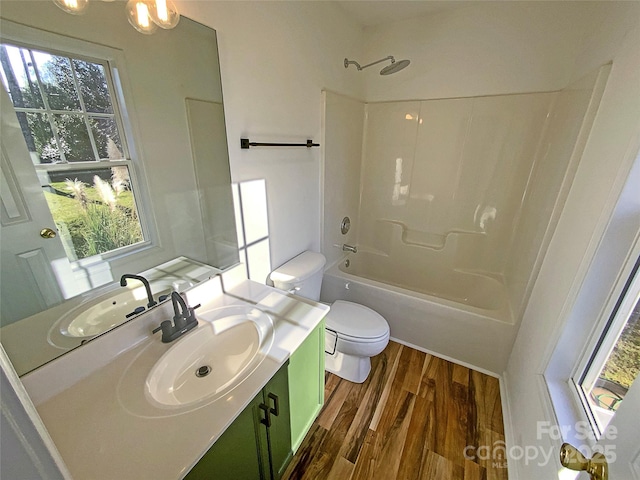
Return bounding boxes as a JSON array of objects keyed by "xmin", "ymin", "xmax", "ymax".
[{"xmin": 240, "ymin": 138, "xmax": 319, "ymax": 149}]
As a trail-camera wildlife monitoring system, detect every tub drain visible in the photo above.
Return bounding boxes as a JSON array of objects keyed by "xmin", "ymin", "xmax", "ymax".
[{"xmin": 195, "ymin": 365, "xmax": 212, "ymax": 378}]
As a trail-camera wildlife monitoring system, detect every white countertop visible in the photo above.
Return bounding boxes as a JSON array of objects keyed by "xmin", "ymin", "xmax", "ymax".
[
  {"xmin": 22, "ymin": 274, "xmax": 329, "ymax": 480},
  {"xmin": 2, "ymin": 256, "xmax": 221, "ymax": 376}
]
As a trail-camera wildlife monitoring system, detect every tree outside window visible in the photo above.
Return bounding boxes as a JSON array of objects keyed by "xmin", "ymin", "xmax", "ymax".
[{"xmin": 0, "ymin": 43, "xmax": 144, "ymax": 260}]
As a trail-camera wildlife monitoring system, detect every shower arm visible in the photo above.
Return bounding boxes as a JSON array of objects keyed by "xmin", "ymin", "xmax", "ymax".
[{"xmin": 344, "ymin": 56, "xmax": 395, "ymax": 71}]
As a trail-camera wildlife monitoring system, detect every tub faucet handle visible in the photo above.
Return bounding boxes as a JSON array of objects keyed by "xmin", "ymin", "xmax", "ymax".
[
  {"xmin": 287, "ymin": 286, "xmax": 301, "ymax": 294},
  {"xmin": 342, "ymin": 244, "xmax": 357, "ymax": 253}
]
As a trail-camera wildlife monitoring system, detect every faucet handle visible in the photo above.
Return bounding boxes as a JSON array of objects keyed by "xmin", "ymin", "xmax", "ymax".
[
  {"xmin": 185, "ymin": 304, "xmax": 200, "ymax": 324},
  {"xmin": 152, "ymin": 320, "xmax": 173, "ymax": 337}
]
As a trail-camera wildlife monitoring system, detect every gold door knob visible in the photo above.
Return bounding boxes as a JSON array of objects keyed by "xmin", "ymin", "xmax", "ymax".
[
  {"xmin": 560, "ymin": 443, "xmax": 608, "ymax": 480},
  {"xmin": 40, "ymin": 227, "xmax": 57, "ymax": 239}
]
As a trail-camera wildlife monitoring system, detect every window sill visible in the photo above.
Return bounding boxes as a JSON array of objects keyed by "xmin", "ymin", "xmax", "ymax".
[
  {"xmin": 544, "ymin": 375, "xmax": 599, "ymax": 449},
  {"xmin": 57, "ymin": 241, "xmax": 156, "ymax": 298}
]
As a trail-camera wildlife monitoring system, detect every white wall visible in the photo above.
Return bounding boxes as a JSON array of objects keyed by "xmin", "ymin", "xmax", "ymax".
[
  {"xmin": 177, "ymin": 1, "xmax": 365, "ymax": 269},
  {"xmin": 503, "ymin": 3, "xmax": 640, "ymax": 478},
  {"xmin": 362, "ymin": 2, "xmax": 594, "ymax": 101}
]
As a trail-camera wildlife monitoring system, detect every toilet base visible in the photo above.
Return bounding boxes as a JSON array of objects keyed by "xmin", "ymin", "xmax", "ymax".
[{"xmin": 325, "ymin": 350, "xmax": 371, "ymax": 384}]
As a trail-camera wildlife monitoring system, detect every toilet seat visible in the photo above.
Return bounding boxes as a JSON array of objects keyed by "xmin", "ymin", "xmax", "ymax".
[
  {"xmin": 326, "ymin": 300, "xmax": 389, "ymax": 340},
  {"xmin": 324, "ymin": 301, "xmax": 390, "ymax": 383}
]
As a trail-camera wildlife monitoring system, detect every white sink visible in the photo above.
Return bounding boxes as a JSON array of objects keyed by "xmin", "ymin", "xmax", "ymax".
[
  {"xmin": 145, "ymin": 305, "xmax": 274, "ymax": 407},
  {"xmin": 56, "ymin": 279, "xmax": 192, "ymax": 339}
]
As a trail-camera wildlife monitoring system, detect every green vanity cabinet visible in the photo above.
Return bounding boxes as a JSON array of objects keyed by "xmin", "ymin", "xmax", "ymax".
[
  {"xmin": 186, "ymin": 319, "xmax": 326, "ymax": 480},
  {"xmin": 261, "ymin": 361, "xmax": 293, "ymax": 480},
  {"xmin": 185, "ymin": 392, "xmax": 264, "ymax": 479},
  {"xmin": 185, "ymin": 363, "xmax": 291, "ymax": 480},
  {"xmin": 287, "ymin": 320, "xmax": 325, "ymax": 452}
]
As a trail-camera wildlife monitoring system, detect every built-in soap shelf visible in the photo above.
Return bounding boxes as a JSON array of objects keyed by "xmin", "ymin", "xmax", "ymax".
[{"xmin": 378, "ymin": 219, "xmax": 485, "ymax": 250}]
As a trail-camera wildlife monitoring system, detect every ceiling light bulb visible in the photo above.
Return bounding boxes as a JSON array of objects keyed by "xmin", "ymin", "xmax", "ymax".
[
  {"xmin": 156, "ymin": 0, "xmax": 168, "ymax": 21},
  {"xmin": 53, "ymin": 0, "xmax": 89, "ymax": 15},
  {"xmin": 126, "ymin": 0, "xmax": 157, "ymax": 35},
  {"xmin": 150, "ymin": 0, "xmax": 180, "ymax": 29}
]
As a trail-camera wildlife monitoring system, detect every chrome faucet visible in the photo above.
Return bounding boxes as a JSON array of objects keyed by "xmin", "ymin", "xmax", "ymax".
[
  {"xmin": 152, "ymin": 291, "xmax": 199, "ymax": 343},
  {"xmin": 120, "ymin": 274, "xmax": 157, "ymax": 308},
  {"xmin": 342, "ymin": 244, "xmax": 358, "ymax": 253}
]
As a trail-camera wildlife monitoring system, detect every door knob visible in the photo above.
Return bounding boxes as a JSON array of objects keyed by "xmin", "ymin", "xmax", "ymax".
[
  {"xmin": 560, "ymin": 443, "xmax": 608, "ymax": 480},
  {"xmin": 40, "ymin": 227, "xmax": 57, "ymax": 239}
]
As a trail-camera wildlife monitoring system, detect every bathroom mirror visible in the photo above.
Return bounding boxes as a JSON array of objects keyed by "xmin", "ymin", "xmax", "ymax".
[{"xmin": 0, "ymin": 1, "xmax": 239, "ymax": 375}]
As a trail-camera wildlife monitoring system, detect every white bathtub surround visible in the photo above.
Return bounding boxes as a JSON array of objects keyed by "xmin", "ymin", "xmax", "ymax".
[
  {"xmin": 322, "ymin": 63, "xmax": 609, "ymax": 374},
  {"xmin": 321, "ymin": 260, "xmax": 515, "ymax": 374},
  {"xmin": 336, "ymin": 251, "xmax": 511, "ymax": 322},
  {"xmin": 321, "ymin": 92, "xmax": 365, "ymax": 268},
  {"xmin": 20, "ymin": 269, "xmax": 328, "ymax": 480}
]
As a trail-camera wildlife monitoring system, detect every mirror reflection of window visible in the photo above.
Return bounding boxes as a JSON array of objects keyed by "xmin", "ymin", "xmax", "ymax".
[
  {"xmin": 0, "ymin": 4, "xmax": 238, "ymax": 376},
  {"xmin": 0, "ymin": 43, "xmax": 146, "ymax": 262}
]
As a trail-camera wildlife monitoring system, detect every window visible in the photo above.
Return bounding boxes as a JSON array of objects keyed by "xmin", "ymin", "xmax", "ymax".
[
  {"xmin": 0, "ymin": 42, "xmax": 145, "ymax": 261},
  {"xmin": 573, "ymin": 258, "xmax": 640, "ymax": 436}
]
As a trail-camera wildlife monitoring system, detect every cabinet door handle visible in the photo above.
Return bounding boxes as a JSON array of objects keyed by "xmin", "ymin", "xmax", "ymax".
[
  {"xmin": 259, "ymin": 403, "xmax": 271, "ymax": 428},
  {"xmin": 267, "ymin": 392, "xmax": 279, "ymax": 417}
]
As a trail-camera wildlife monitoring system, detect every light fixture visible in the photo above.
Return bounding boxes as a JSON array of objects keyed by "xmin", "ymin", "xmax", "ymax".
[
  {"xmin": 53, "ymin": 0, "xmax": 89, "ymax": 15},
  {"xmin": 126, "ymin": 0, "xmax": 158, "ymax": 35},
  {"xmin": 52, "ymin": 0, "xmax": 180, "ymax": 34},
  {"xmin": 149, "ymin": 0, "xmax": 180, "ymax": 29}
]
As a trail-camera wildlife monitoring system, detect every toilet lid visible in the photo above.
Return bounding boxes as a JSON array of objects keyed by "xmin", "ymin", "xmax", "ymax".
[{"xmin": 326, "ymin": 300, "xmax": 389, "ymax": 339}]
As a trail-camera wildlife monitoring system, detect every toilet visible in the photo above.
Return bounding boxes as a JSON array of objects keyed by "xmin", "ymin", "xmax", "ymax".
[{"xmin": 269, "ymin": 251, "xmax": 390, "ymax": 383}]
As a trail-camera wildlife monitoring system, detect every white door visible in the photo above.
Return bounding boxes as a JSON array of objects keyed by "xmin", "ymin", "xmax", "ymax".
[
  {"xmin": 561, "ymin": 381, "xmax": 640, "ymax": 479},
  {"xmin": 0, "ymin": 86, "xmax": 70, "ymax": 325},
  {"xmin": 599, "ymin": 378, "xmax": 640, "ymax": 479}
]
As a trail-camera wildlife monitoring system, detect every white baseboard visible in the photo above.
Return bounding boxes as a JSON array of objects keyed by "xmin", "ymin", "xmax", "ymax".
[
  {"xmin": 499, "ymin": 371, "xmax": 519, "ymax": 480},
  {"xmin": 390, "ymin": 336, "xmax": 500, "ymax": 378}
]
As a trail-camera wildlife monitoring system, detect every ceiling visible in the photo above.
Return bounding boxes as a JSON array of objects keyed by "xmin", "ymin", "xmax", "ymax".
[{"xmin": 334, "ymin": 1, "xmax": 476, "ymax": 28}]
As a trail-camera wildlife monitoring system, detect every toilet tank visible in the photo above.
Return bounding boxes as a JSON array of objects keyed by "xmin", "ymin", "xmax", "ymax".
[{"xmin": 269, "ymin": 251, "xmax": 326, "ymax": 301}]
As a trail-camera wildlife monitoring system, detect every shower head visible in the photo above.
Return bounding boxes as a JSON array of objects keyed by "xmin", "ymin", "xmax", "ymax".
[
  {"xmin": 380, "ymin": 59, "xmax": 411, "ymax": 75},
  {"xmin": 344, "ymin": 56, "xmax": 411, "ymax": 75}
]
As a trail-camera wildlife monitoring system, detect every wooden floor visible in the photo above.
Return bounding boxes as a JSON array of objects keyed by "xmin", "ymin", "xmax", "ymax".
[{"xmin": 283, "ymin": 341, "xmax": 508, "ymax": 480}]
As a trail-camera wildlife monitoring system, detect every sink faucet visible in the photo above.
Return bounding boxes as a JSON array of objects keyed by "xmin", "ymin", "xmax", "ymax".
[
  {"xmin": 152, "ymin": 292, "xmax": 199, "ymax": 343},
  {"xmin": 120, "ymin": 274, "xmax": 157, "ymax": 308}
]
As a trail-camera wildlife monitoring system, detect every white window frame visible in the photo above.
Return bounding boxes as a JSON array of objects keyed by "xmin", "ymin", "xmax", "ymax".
[
  {"xmin": 543, "ymin": 148, "xmax": 640, "ymax": 450},
  {"xmin": 571, "ymin": 254, "xmax": 640, "ymax": 437},
  {"xmin": 0, "ymin": 20, "xmax": 158, "ymax": 279}
]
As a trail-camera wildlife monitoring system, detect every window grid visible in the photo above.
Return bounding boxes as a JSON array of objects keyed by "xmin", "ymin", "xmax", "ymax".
[
  {"xmin": 3, "ymin": 42, "xmax": 129, "ymax": 166},
  {"xmin": 1, "ymin": 40, "xmax": 149, "ymax": 262}
]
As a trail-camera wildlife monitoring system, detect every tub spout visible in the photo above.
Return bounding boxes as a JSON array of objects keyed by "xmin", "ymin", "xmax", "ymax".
[{"xmin": 342, "ymin": 244, "xmax": 357, "ymax": 253}]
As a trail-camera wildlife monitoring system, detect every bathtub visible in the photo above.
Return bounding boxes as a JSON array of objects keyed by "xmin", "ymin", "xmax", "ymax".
[{"xmin": 320, "ymin": 252, "xmax": 518, "ymax": 374}]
